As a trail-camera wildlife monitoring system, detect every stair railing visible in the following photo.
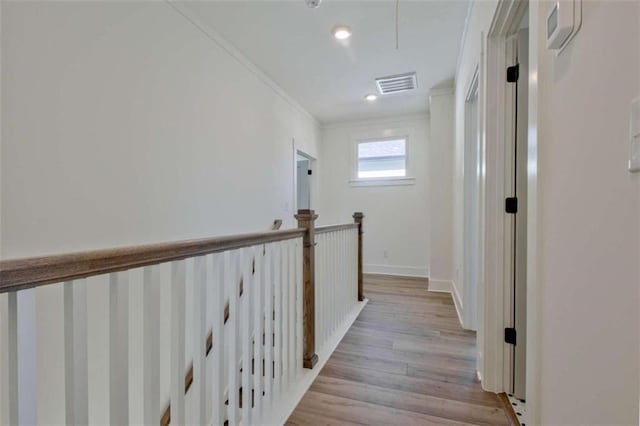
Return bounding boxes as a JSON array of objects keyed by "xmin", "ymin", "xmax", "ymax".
[{"xmin": 0, "ymin": 210, "xmax": 364, "ymax": 425}]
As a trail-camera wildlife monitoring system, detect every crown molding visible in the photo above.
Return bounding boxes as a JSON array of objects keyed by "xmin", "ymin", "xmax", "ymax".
[{"xmin": 165, "ymin": 0, "xmax": 320, "ymax": 129}]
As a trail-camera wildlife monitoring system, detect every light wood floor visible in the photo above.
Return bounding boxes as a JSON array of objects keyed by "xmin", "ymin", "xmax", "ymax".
[{"xmin": 286, "ymin": 274, "xmax": 509, "ymax": 425}]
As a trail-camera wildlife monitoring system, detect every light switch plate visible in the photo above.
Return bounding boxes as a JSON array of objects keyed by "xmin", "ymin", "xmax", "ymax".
[{"xmin": 630, "ymin": 97, "xmax": 640, "ymax": 173}]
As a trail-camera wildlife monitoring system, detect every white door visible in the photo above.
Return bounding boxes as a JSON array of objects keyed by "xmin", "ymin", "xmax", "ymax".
[{"xmin": 296, "ymin": 155, "xmax": 311, "ymax": 211}]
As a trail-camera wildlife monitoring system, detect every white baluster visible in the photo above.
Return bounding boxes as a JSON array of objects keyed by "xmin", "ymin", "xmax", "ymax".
[
  {"xmin": 143, "ymin": 266, "xmax": 160, "ymax": 425},
  {"xmin": 193, "ymin": 256, "xmax": 207, "ymax": 425},
  {"xmin": 241, "ymin": 249, "xmax": 252, "ymax": 424},
  {"xmin": 295, "ymin": 239, "xmax": 303, "ymax": 374},
  {"xmin": 315, "ymin": 234, "xmax": 322, "ymax": 353},
  {"xmin": 226, "ymin": 250, "xmax": 239, "ymax": 425},
  {"xmin": 288, "ymin": 239, "xmax": 296, "ymax": 382},
  {"xmin": 337, "ymin": 231, "xmax": 342, "ymax": 324},
  {"xmin": 353, "ymin": 229, "xmax": 358, "ymax": 302},
  {"xmin": 314, "ymin": 235, "xmax": 321, "ymax": 353},
  {"xmin": 211, "ymin": 253, "xmax": 225, "ymax": 426},
  {"xmin": 337, "ymin": 233, "xmax": 341, "ymax": 326},
  {"xmin": 110, "ymin": 272, "xmax": 129, "ymax": 425},
  {"xmin": 281, "ymin": 242, "xmax": 289, "ymax": 391},
  {"xmin": 0, "ymin": 292, "xmax": 18, "ymax": 426},
  {"xmin": 127, "ymin": 269, "xmax": 144, "ymax": 425},
  {"xmin": 338, "ymin": 232, "xmax": 342, "ymax": 319},
  {"xmin": 170, "ymin": 260, "xmax": 186, "ymax": 425},
  {"xmin": 335, "ymin": 232, "xmax": 340, "ymax": 326},
  {"xmin": 35, "ymin": 284, "xmax": 66, "ymax": 423},
  {"xmin": 86, "ymin": 275, "xmax": 111, "ymax": 424},
  {"xmin": 331, "ymin": 232, "xmax": 337, "ymax": 333},
  {"xmin": 203, "ymin": 257, "xmax": 213, "ymax": 424},
  {"xmin": 263, "ymin": 243, "xmax": 273, "ymax": 412},
  {"xmin": 63, "ymin": 280, "xmax": 89, "ymax": 426},
  {"xmin": 318, "ymin": 234, "xmax": 327, "ymax": 349},
  {"xmin": 253, "ymin": 246, "xmax": 264, "ymax": 421},
  {"xmin": 342, "ymin": 231, "xmax": 346, "ymax": 312},
  {"xmin": 273, "ymin": 243, "xmax": 282, "ymax": 399}
]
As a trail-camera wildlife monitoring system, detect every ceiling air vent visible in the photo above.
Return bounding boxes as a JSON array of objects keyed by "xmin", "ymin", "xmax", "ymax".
[{"xmin": 375, "ymin": 72, "xmax": 418, "ymax": 95}]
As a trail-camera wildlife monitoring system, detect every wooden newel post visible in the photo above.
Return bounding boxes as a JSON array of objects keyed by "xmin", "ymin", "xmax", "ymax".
[
  {"xmin": 296, "ymin": 209, "xmax": 319, "ymax": 369},
  {"xmin": 353, "ymin": 212, "xmax": 364, "ymax": 302}
]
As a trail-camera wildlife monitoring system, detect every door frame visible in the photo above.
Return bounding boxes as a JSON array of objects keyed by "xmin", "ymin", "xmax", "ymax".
[
  {"xmin": 482, "ymin": 0, "xmax": 542, "ymax": 422},
  {"xmin": 481, "ymin": 0, "xmax": 528, "ymax": 394},
  {"xmin": 462, "ymin": 67, "xmax": 480, "ymax": 332},
  {"xmin": 294, "ymin": 149, "xmax": 316, "ymax": 213}
]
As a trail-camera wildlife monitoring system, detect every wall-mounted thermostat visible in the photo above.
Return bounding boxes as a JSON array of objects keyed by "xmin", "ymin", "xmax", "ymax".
[{"xmin": 546, "ymin": 0, "xmax": 582, "ymax": 52}]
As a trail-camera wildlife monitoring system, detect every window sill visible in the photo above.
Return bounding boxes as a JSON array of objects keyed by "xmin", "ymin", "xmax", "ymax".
[{"xmin": 349, "ymin": 177, "xmax": 416, "ymax": 187}]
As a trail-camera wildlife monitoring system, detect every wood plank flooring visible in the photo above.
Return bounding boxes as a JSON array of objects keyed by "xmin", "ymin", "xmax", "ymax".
[{"xmin": 286, "ymin": 274, "xmax": 509, "ymax": 425}]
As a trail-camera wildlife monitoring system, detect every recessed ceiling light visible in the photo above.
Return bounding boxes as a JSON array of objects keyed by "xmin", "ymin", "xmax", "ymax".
[
  {"xmin": 365, "ymin": 93, "xmax": 378, "ymax": 102},
  {"xmin": 333, "ymin": 26, "xmax": 352, "ymax": 40}
]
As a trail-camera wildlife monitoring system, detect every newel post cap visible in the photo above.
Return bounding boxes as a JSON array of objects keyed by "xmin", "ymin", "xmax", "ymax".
[{"xmin": 295, "ymin": 209, "xmax": 318, "ymax": 221}]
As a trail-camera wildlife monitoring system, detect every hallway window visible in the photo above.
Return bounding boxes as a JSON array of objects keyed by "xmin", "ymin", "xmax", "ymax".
[{"xmin": 357, "ymin": 138, "xmax": 406, "ymax": 178}]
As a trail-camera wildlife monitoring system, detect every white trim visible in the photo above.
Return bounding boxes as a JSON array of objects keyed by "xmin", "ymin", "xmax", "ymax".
[
  {"xmin": 266, "ymin": 300, "xmax": 368, "ymax": 425},
  {"xmin": 455, "ymin": 1, "xmax": 475, "ymax": 84},
  {"xmin": 451, "ymin": 280, "xmax": 464, "ymax": 313},
  {"xmin": 462, "ymin": 65, "xmax": 481, "ymax": 332},
  {"xmin": 165, "ymin": 1, "xmax": 319, "ymax": 128},
  {"xmin": 364, "ymin": 264, "xmax": 428, "ymax": 278},
  {"xmin": 428, "ymin": 280, "xmax": 464, "ymax": 327},
  {"xmin": 466, "ymin": 67, "xmax": 480, "ymax": 102},
  {"xmin": 482, "ymin": 0, "xmax": 530, "ymax": 397},
  {"xmin": 350, "ymin": 177, "xmax": 415, "ymax": 187},
  {"xmin": 525, "ymin": 2, "xmax": 540, "ymax": 423}
]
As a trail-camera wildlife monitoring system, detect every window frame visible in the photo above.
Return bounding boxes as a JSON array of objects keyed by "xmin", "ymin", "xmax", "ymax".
[{"xmin": 349, "ymin": 128, "xmax": 416, "ymax": 187}]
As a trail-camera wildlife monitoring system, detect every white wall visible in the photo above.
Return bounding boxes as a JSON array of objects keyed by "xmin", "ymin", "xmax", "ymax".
[
  {"xmin": 456, "ymin": 0, "xmax": 640, "ymax": 423},
  {"xmin": 1, "ymin": 2, "xmax": 320, "ymax": 423},
  {"xmin": 1, "ymin": 0, "xmax": 319, "ymax": 259},
  {"xmin": 453, "ymin": 1, "xmax": 499, "ymax": 335},
  {"xmin": 428, "ymin": 91, "xmax": 457, "ymax": 299},
  {"xmin": 532, "ymin": 1, "xmax": 639, "ymax": 423},
  {"xmin": 319, "ymin": 114, "xmax": 430, "ymax": 278}
]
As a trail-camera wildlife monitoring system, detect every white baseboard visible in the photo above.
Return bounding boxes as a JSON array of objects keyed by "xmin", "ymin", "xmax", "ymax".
[
  {"xmin": 428, "ymin": 279, "xmax": 464, "ymax": 328},
  {"xmin": 267, "ymin": 299, "xmax": 368, "ymax": 425},
  {"xmin": 364, "ymin": 264, "xmax": 428, "ymax": 278}
]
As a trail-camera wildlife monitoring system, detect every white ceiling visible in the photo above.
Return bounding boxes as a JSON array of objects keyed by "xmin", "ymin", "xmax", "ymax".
[{"xmin": 183, "ymin": 0, "xmax": 469, "ymax": 124}]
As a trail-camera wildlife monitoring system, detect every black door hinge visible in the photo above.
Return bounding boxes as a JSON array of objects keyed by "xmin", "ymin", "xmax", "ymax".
[
  {"xmin": 307, "ymin": 169, "xmax": 313, "ymax": 175},
  {"xmin": 505, "ymin": 328, "xmax": 517, "ymax": 345},
  {"xmin": 507, "ymin": 64, "xmax": 519, "ymax": 83},
  {"xmin": 505, "ymin": 197, "xmax": 518, "ymax": 214}
]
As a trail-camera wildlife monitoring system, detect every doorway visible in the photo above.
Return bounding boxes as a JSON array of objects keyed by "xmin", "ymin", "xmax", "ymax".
[
  {"xmin": 295, "ymin": 151, "xmax": 314, "ymax": 211},
  {"xmin": 481, "ymin": 0, "xmax": 531, "ymax": 403},
  {"xmin": 463, "ymin": 68, "xmax": 480, "ymax": 331}
]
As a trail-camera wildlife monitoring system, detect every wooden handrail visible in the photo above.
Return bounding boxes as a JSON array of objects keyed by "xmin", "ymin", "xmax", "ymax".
[
  {"xmin": 315, "ymin": 223, "xmax": 358, "ymax": 234},
  {"xmin": 0, "ymin": 228, "xmax": 305, "ymax": 293}
]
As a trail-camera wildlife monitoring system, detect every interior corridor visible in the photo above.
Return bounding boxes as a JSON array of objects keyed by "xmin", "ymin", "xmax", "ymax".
[{"xmin": 287, "ymin": 275, "xmax": 509, "ymax": 425}]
